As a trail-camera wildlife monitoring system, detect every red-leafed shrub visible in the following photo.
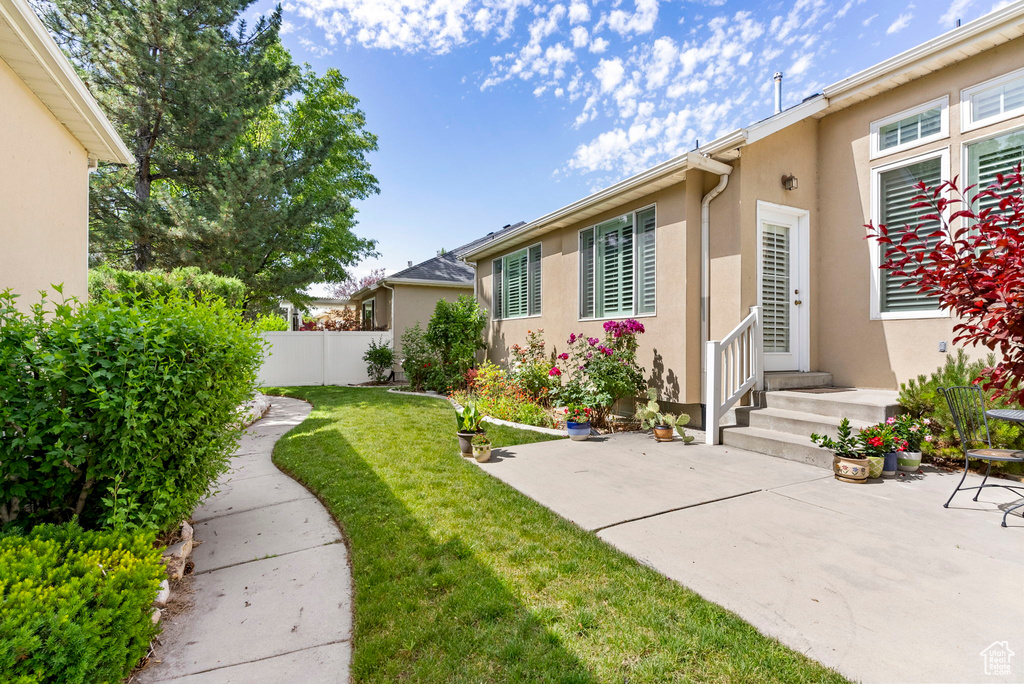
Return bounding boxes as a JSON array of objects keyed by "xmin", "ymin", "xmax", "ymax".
[{"xmin": 865, "ymin": 167, "xmax": 1024, "ymax": 403}]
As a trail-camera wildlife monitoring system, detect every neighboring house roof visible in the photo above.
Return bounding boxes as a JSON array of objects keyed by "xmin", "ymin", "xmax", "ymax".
[
  {"xmin": 463, "ymin": 0, "xmax": 1024, "ymax": 261},
  {"xmin": 351, "ymin": 223, "xmax": 525, "ymax": 299},
  {"xmin": 0, "ymin": 0, "xmax": 132, "ymax": 164}
]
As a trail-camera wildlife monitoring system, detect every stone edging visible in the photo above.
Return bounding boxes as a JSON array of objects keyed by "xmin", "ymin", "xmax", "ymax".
[{"xmin": 387, "ymin": 389, "xmax": 566, "ymax": 437}]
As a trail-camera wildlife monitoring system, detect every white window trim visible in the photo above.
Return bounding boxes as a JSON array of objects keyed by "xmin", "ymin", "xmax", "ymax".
[
  {"xmin": 870, "ymin": 96, "xmax": 949, "ymax": 160},
  {"xmin": 961, "ymin": 65, "xmax": 1024, "ymax": 133},
  {"xmin": 576, "ymin": 203, "xmax": 657, "ymax": 322},
  {"xmin": 868, "ymin": 147, "xmax": 951, "ymax": 321},
  {"xmin": 493, "ymin": 242, "xmax": 542, "ymax": 320}
]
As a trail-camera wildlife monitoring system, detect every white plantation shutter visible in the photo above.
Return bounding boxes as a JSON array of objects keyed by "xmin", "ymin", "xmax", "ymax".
[
  {"xmin": 528, "ymin": 244, "xmax": 542, "ymax": 316},
  {"xmin": 580, "ymin": 228, "xmax": 596, "ymax": 318},
  {"xmin": 967, "ymin": 129, "xmax": 1024, "ymax": 217},
  {"xmin": 761, "ymin": 224, "xmax": 790, "ymax": 353},
  {"xmin": 635, "ymin": 208, "xmax": 656, "ymax": 315},
  {"xmin": 492, "ymin": 258, "xmax": 503, "ymax": 319},
  {"xmin": 879, "ymin": 157, "xmax": 943, "ymax": 313},
  {"xmin": 597, "ymin": 216, "xmax": 633, "ymax": 317},
  {"xmin": 971, "ymin": 73, "xmax": 1024, "ymax": 125},
  {"xmin": 879, "ymin": 107, "xmax": 942, "ymax": 151},
  {"xmin": 503, "ymin": 249, "xmax": 529, "ymax": 318}
]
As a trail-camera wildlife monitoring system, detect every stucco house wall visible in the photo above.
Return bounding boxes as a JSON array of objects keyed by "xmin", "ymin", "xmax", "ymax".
[
  {"xmin": 392, "ymin": 283, "xmax": 472, "ymax": 357},
  {"xmin": 0, "ymin": 56, "xmax": 90, "ymax": 307}
]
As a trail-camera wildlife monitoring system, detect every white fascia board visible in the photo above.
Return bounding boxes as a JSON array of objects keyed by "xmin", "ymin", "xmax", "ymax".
[
  {"xmin": 1, "ymin": 0, "xmax": 133, "ymax": 164},
  {"xmin": 386, "ymin": 278, "xmax": 473, "ymax": 288},
  {"xmin": 823, "ymin": 0, "xmax": 1024, "ymax": 103}
]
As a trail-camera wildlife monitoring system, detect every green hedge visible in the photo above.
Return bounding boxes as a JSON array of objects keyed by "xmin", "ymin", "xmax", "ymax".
[
  {"xmin": 0, "ymin": 522, "xmax": 164, "ymax": 684},
  {"xmin": 88, "ymin": 266, "xmax": 246, "ymax": 309},
  {"xmin": 0, "ymin": 289, "xmax": 264, "ymax": 531}
]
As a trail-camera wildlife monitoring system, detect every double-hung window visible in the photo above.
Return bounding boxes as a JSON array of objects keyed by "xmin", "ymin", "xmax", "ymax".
[
  {"xmin": 962, "ymin": 66, "xmax": 1024, "ymax": 132},
  {"xmin": 870, "ymin": 97, "xmax": 948, "ymax": 158},
  {"xmin": 492, "ymin": 243, "xmax": 541, "ymax": 319},
  {"xmin": 871, "ymin": 150, "xmax": 947, "ymax": 318},
  {"xmin": 965, "ymin": 127, "xmax": 1024, "ymax": 215},
  {"xmin": 362, "ymin": 300, "xmax": 375, "ymax": 329},
  {"xmin": 579, "ymin": 206, "xmax": 656, "ymax": 319}
]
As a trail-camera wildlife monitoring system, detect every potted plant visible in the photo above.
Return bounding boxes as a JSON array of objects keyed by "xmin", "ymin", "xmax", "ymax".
[
  {"xmin": 564, "ymin": 405, "xmax": 594, "ymax": 441},
  {"xmin": 860, "ymin": 422, "xmax": 899, "ymax": 478},
  {"xmin": 455, "ymin": 403, "xmax": 483, "ymax": 456},
  {"xmin": 857, "ymin": 423, "xmax": 889, "ymax": 479},
  {"xmin": 471, "ymin": 433, "xmax": 492, "ymax": 462},
  {"xmin": 890, "ymin": 414, "xmax": 930, "ymax": 472},
  {"xmin": 811, "ymin": 418, "xmax": 870, "ymax": 484},
  {"xmin": 636, "ymin": 389, "xmax": 679, "ymax": 442},
  {"xmin": 675, "ymin": 415, "xmax": 695, "ymax": 444}
]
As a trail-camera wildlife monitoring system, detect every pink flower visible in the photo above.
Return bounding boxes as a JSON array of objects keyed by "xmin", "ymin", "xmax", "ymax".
[
  {"xmin": 925, "ymin": 435, "xmax": 934, "ymax": 442},
  {"xmin": 924, "ymin": 418, "xmax": 932, "ymax": 425},
  {"xmin": 910, "ymin": 424, "xmax": 919, "ymax": 432},
  {"xmin": 558, "ymin": 353, "xmax": 569, "ymax": 360},
  {"xmin": 548, "ymin": 367, "xmax": 562, "ymax": 377},
  {"xmin": 886, "ymin": 417, "xmax": 896, "ymax": 425},
  {"xmin": 568, "ymin": 333, "xmax": 576, "ymax": 344},
  {"xmin": 588, "ymin": 337, "xmax": 599, "ymax": 346}
]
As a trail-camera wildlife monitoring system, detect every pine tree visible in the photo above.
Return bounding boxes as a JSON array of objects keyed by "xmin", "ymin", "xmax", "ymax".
[{"xmin": 42, "ymin": 0, "xmax": 298, "ymax": 270}]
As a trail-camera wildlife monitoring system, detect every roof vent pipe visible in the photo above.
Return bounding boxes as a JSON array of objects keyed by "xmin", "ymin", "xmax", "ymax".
[{"xmin": 774, "ymin": 72, "xmax": 783, "ymax": 114}]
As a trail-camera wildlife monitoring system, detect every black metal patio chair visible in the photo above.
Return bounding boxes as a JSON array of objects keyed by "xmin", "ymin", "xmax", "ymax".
[{"xmin": 939, "ymin": 385, "xmax": 1024, "ymax": 527}]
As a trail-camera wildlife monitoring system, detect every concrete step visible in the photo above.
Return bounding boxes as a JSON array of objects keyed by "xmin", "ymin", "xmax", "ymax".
[
  {"xmin": 735, "ymin": 406, "xmax": 873, "ymax": 440},
  {"xmin": 720, "ymin": 426, "xmax": 834, "ymax": 470},
  {"xmin": 763, "ymin": 372, "xmax": 833, "ymax": 391},
  {"xmin": 765, "ymin": 389, "xmax": 901, "ymax": 423}
]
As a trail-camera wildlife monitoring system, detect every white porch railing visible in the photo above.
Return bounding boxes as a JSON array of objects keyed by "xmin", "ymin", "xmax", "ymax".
[{"xmin": 705, "ymin": 306, "xmax": 764, "ymax": 445}]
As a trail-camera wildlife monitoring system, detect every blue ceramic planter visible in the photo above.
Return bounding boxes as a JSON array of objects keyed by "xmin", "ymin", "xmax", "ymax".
[
  {"xmin": 882, "ymin": 451, "xmax": 899, "ymax": 478},
  {"xmin": 566, "ymin": 421, "xmax": 591, "ymax": 441}
]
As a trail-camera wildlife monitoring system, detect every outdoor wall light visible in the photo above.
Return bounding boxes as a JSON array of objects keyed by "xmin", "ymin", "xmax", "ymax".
[{"xmin": 782, "ymin": 174, "xmax": 798, "ymax": 191}]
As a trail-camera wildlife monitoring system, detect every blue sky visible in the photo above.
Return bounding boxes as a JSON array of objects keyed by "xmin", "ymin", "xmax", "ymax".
[{"xmin": 259, "ymin": 0, "xmax": 1005, "ymax": 289}]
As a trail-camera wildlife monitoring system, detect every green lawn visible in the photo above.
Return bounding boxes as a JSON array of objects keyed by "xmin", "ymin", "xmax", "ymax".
[{"xmin": 266, "ymin": 386, "xmax": 847, "ymax": 683}]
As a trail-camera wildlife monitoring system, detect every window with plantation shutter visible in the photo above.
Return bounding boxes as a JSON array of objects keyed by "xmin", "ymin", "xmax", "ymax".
[
  {"xmin": 529, "ymin": 244, "xmax": 542, "ymax": 316},
  {"xmin": 580, "ymin": 229, "xmax": 596, "ymax": 318},
  {"xmin": 578, "ymin": 206, "xmax": 656, "ymax": 319},
  {"xmin": 966, "ymin": 128, "xmax": 1024, "ymax": 218},
  {"xmin": 963, "ymin": 67, "xmax": 1024, "ymax": 131},
  {"xmin": 870, "ymin": 98, "xmax": 948, "ymax": 159},
  {"xmin": 877, "ymin": 156, "xmax": 943, "ymax": 314},
  {"xmin": 635, "ymin": 208, "xmax": 656, "ymax": 315},
  {"xmin": 491, "ymin": 258, "xmax": 503, "ymax": 320},
  {"xmin": 493, "ymin": 244, "xmax": 542, "ymax": 319}
]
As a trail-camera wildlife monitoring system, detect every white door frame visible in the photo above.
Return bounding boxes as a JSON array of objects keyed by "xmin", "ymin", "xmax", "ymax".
[{"xmin": 756, "ymin": 200, "xmax": 810, "ymax": 373}]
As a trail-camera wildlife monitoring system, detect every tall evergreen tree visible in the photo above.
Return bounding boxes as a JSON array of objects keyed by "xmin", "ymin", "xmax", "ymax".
[{"xmin": 42, "ymin": 0, "xmax": 298, "ymax": 270}]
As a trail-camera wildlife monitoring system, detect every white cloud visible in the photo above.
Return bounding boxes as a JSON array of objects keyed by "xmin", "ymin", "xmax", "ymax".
[
  {"xmin": 603, "ymin": 0, "xmax": 659, "ymax": 36},
  {"xmin": 887, "ymin": 11, "xmax": 913, "ymax": 34},
  {"xmin": 594, "ymin": 57, "xmax": 625, "ymax": 92},
  {"xmin": 789, "ymin": 52, "xmax": 813, "ymax": 76},
  {"xmin": 939, "ymin": 0, "xmax": 975, "ymax": 27},
  {"xmin": 589, "ymin": 36, "xmax": 609, "ymax": 53},
  {"xmin": 568, "ymin": 0, "xmax": 590, "ymax": 23},
  {"xmin": 862, "ymin": 12, "xmax": 878, "ymax": 25},
  {"xmin": 570, "ymin": 25, "xmax": 589, "ymax": 48}
]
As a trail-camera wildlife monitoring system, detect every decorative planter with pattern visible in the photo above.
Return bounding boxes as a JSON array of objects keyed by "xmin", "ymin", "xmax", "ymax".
[
  {"xmin": 566, "ymin": 421, "xmax": 591, "ymax": 441},
  {"xmin": 472, "ymin": 444, "xmax": 492, "ymax": 462},
  {"xmin": 866, "ymin": 455, "xmax": 884, "ymax": 479},
  {"xmin": 833, "ymin": 454, "xmax": 870, "ymax": 484}
]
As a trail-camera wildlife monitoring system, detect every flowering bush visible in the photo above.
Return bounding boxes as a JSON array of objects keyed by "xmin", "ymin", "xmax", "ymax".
[
  {"xmin": 450, "ymin": 362, "xmax": 552, "ymax": 428},
  {"xmin": 548, "ymin": 320, "xmax": 647, "ymax": 421},
  {"xmin": 509, "ymin": 329, "xmax": 556, "ymax": 401},
  {"xmin": 886, "ymin": 414, "xmax": 933, "ymax": 452},
  {"xmin": 564, "ymin": 405, "xmax": 594, "ymax": 423},
  {"xmin": 859, "ymin": 423, "xmax": 901, "ymax": 456},
  {"xmin": 865, "ymin": 168, "xmax": 1024, "ymax": 403}
]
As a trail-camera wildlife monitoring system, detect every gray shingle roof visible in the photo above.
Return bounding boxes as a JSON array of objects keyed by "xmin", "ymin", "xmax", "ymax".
[{"xmin": 386, "ymin": 222, "xmax": 526, "ymax": 285}]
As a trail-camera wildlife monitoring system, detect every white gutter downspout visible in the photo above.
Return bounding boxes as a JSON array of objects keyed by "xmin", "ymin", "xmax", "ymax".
[{"xmin": 691, "ymin": 153, "xmax": 734, "ymax": 398}]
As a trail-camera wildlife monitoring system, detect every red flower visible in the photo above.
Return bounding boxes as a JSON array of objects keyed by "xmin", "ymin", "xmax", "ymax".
[
  {"xmin": 549, "ymin": 367, "xmax": 562, "ymax": 377},
  {"xmin": 868, "ymin": 436, "xmax": 884, "ymax": 448}
]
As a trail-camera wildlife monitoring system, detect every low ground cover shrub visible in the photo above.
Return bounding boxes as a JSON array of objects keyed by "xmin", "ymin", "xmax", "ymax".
[
  {"xmin": 451, "ymin": 362, "xmax": 552, "ymax": 427},
  {"xmin": 0, "ymin": 290, "xmax": 263, "ymax": 532},
  {"xmin": 88, "ymin": 266, "xmax": 246, "ymax": 309},
  {"xmin": 0, "ymin": 521, "xmax": 164, "ymax": 683},
  {"xmin": 899, "ymin": 350, "xmax": 1024, "ymax": 461}
]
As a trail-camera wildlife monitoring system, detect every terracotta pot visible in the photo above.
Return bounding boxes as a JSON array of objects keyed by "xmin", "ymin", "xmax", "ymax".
[
  {"xmin": 653, "ymin": 425, "xmax": 674, "ymax": 442},
  {"xmin": 472, "ymin": 444, "xmax": 491, "ymax": 462},
  {"xmin": 833, "ymin": 454, "xmax": 870, "ymax": 484},
  {"xmin": 898, "ymin": 451, "xmax": 922, "ymax": 472}
]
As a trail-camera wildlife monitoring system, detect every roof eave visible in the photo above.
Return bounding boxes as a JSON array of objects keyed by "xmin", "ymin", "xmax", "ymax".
[{"xmin": 1, "ymin": 0, "xmax": 133, "ymax": 164}]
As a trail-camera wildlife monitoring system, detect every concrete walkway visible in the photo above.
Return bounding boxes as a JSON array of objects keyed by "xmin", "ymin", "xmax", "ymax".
[
  {"xmin": 476, "ymin": 432, "xmax": 1024, "ymax": 684},
  {"xmin": 140, "ymin": 397, "xmax": 352, "ymax": 683}
]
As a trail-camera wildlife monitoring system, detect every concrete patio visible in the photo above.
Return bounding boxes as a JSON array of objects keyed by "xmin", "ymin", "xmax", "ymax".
[{"xmin": 476, "ymin": 432, "xmax": 1024, "ymax": 684}]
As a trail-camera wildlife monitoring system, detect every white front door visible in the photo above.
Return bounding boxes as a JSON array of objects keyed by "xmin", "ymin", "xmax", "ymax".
[{"xmin": 757, "ymin": 202, "xmax": 809, "ymax": 372}]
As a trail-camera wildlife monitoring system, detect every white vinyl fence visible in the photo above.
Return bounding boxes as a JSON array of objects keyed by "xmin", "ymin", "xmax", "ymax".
[{"xmin": 258, "ymin": 331, "xmax": 393, "ymax": 386}]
